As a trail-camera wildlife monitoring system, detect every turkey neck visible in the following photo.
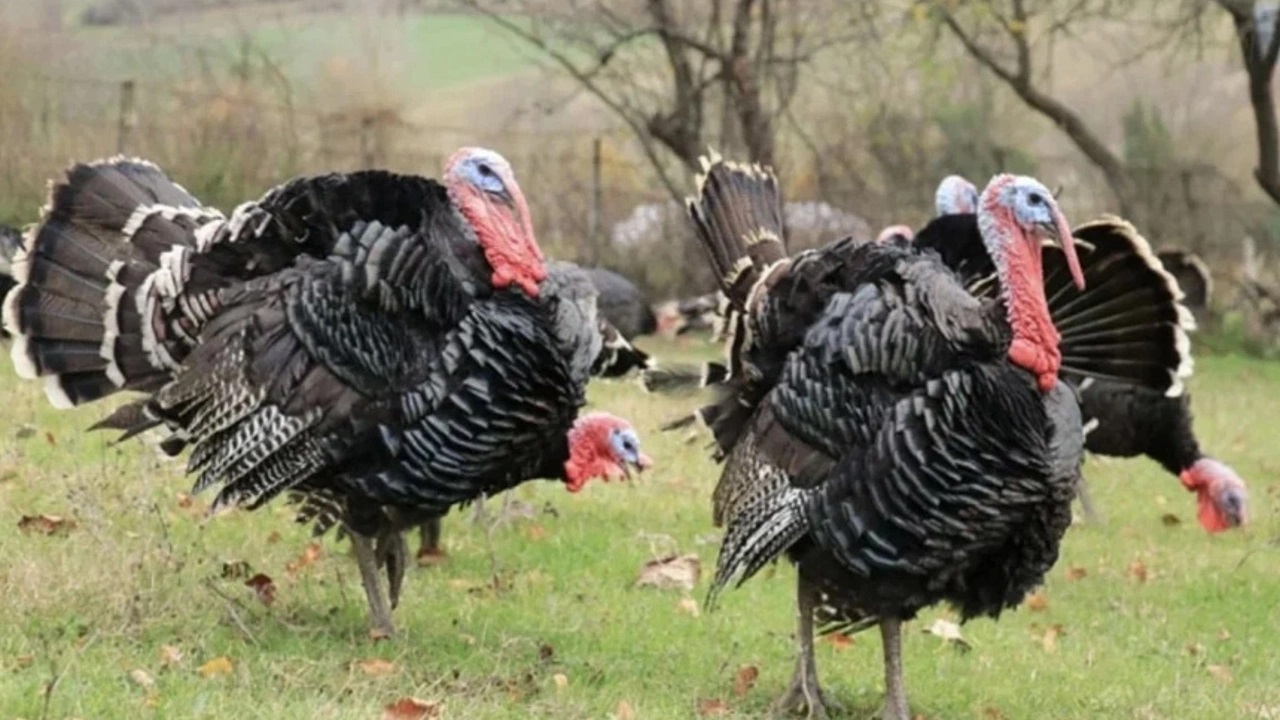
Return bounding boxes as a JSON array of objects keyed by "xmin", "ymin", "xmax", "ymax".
[{"xmin": 979, "ymin": 205, "xmax": 1061, "ymax": 391}]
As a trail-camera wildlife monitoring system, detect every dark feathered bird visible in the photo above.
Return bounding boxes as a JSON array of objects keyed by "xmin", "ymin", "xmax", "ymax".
[
  {"xmin": 681, "ymin": 154, "xmax": 1088, "ymax": 720},
  {"xmin": 916, "ymin": 175, "xmax": 1246, "ymax": 532},
  {"xmin": 3, "ymin": 149, "xmax": 651, "ymax": 636},
  {"xmin": 582, "ymin": 266, "xmax": 657, "ymax": 338}
]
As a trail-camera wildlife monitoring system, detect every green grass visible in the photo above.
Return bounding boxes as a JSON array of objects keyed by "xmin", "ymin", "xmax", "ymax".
[
  {"xmin": 0, "ymin": 339, "xmax": 1278, "ymax": 719},
  {"xmin": 63, "ymin": 10, "xmax": 540, "ymax": 94}
]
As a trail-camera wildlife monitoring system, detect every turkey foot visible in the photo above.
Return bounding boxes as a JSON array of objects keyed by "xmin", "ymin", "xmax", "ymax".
[
  {"xmin": 773, "ymin": 577, "xmax": 841, "ymax": 719},
  {"xmin": 416, "ymin": 517, "xmax": 447, "ymax": 567},
  {"xmin": 352, "ymin": 532, "xmax": 396, "ymax": 638},
  {"xmin": 879, "ymin": 618, "xmax": 910, "ymax": 720},
  {"xmin": 1074, "ymin": 476, "xmax": 1103, "ymax": 525}
]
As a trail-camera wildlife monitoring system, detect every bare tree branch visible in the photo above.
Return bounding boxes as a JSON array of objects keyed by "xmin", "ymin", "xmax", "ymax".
[{"xmin": 1216, "ymin": 0, "xmax": 1280, "ymax": 203}]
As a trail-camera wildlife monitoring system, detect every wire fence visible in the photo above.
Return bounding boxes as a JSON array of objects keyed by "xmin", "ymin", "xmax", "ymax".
[{"xmin": 4, "ymin": 69, "xmax": 1279, "ymax": 300}]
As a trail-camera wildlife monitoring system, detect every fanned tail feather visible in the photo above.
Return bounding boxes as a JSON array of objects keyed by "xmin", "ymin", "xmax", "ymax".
[
  {"xmin": 706, "ymin": 488, "xmax": 809, "ymax": 610},
  {"xmin": 1046, "ymin": 216, "xmax": 1194, "ymax": 397},
  {"xmin": 3, "ymin": 157, "xmax": 226, "ymax": 407},
  {"xmin": 1156, "ymin": 248, "xmax": 1212, "ymax": 312}
]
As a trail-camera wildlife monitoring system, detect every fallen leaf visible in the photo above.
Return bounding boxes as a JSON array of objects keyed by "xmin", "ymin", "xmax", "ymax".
[
  {"xmin": 265, "ymin": 530, "xmax": 282, "ymax": 544},
  {"xmin": 1041, "ymin": 624, "xmax": 1061, "ymax": 653},
  {"xmin": 697, "ymin": 698, "xmax": 729, "ymax": 716},
  {"xmin": 732, "ymin": 665, "xmax": 759, "ymax": 696},
  {"xmin": 13, "ymin": 654, "xmax": 34, "ymax": 668},
  {"xmin": 220, "ymin": 560, "xmax": 251, "ymax": 580},
  {"xmin": 1127, "ymin": 560, "xmax": 1149, "ymax": 583},
  {"xmin": 1218, "ymin": 629, "xmax": 1232, "ymax": 641},
  {"xmin": 1207, "ymin": 664, "xmax": 1233, "ymax": 684},
  {"xmin": 286, "ymin": 542, "xmax": 323, "ymax": 576},
  {"xmin": 128, "ymin": 669, "xmax": 154, "ymax": 689},
  {"xmin": 635, "ymin": 553, "xmax": 701, "ymax": 591},
  {"xmin": 244, "ymin": 573, "xmax": 277, "ymax": 606},
  {"xmin": 525, "ymin": 524, "xmax": 548, "ymax": 541},
  {"xmin": 1160, "ymin": 513, "xmax": 1182, "ymax": 527},
  {"xmin": 552, "ymin": 673, "xmax": 569, "ymax": 689},
  {"xmin": 677, "ymin": 597, "xmax": 701, "ymax": 617},
  {"xmin": 17, "ymin": 514, "xmax": 76, "ymax": 536},
  {"xmin": 982, "ymin": 707, "xmax": 1008, "ymax": 720},
  {"xmin": 1185, "ymin": 642, "xmax": 1205, "ymax": 656},
  {"xmin": 458, "ymin": 633, "xmax": 476, "ymax": 646},
  {"xmin": 382, "ymin": 697, "xmax": 441, "ymax": 720},
  {"xmin": 1025, "ymin": 592, "xmax": 1049, "ymax": 612},
  {"xmin": 1065, "ymin": 565, "xmax": 1087, "ymax": 581},
  {"xmin": 615, "ymin": 699, "xmax": 636, "ymax": 720},
  {"xmin": 826, "ymin": 633, "xmax": 854, "ymax": 650},
  {"xmin": 355, "ymin": 659, "xmax": 397, "ymax": 676},
  {"xmin": 924, "ymin": 618, "xmax": 972, "ymax": 651},
  {"xmin": 538, "ymin": 643, "xmax": 555, "ymax": 662},
  {"xmin": 159, "ymin": 645, "xmax": 183, "ymax": 667},
  {"xmin": 176, "ymin": 493, "xmax": 194, "ymax": 508},
  {"xmin": 44, "ymin": 431, "xmax": 57, "ymax": 446},
  {"xmin": 197, "ymin": 656, "xmax": 233, "ymax": 678}
]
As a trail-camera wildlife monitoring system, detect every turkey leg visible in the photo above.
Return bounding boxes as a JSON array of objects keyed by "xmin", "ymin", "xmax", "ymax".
[
  {"xmin": 879, "ymin": 617, "xmax": 910, "ymax": 720},
  {"xmin": 1075, "ymin": 476, "xmax": 1103, "ymax": 524},
  {"xmin": 416, "ymin": 517, "xmax": 447, "ymax": 565},
  {"xmin": 773, "ymin": 576, "xmax": 838, "ymax": 719},
  {"xmin": 351, "ymin": 532, "xmax": 396, "ymax": 637},
  {"xmin": 377, "ymin": 529, "xmax": 409, "ymax": 609}
]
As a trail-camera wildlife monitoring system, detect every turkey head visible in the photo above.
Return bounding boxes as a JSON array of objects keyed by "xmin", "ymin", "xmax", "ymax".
[
  {"xmin": 564, "ymin": 412, "xmax": 652, "ymax": 493},
  {"xmin": 444, "ymin": 146, "xmax": 547, "ymax": 297}
]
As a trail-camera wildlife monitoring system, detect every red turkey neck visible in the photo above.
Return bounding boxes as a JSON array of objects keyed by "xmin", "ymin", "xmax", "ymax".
[
  {"xmin": 982, "ymin": 206, "xmax": 1061, "ymax": 393},
  {"xmin": 449, "ymin": 183, "xmax": 547, "ymax": 298}
]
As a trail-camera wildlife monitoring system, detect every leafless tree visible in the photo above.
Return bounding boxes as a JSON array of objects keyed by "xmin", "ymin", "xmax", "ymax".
[
  {"xmin": 453, "ymin": 0, "xmax": 873, "ymax": 201},
  {"xmin": 931, "ymin": 0, "xmax": 1280, "ymax": 212}
]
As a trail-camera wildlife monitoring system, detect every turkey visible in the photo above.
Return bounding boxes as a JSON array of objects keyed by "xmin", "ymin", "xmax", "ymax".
[
  {"xmin": 916, "ymin": 175, "xmax": 1246, "ymax": 532},
  {"xmin": 678, "ymin": 154, "xmax": 1089, "ymax": 720},
  {"xmin": 0, "ymin": 224, "xmax": 21, "ymax": 337},
  {"xmin": 4, "ymin": 149, "xmax": 651, "ymax": 637},
  {"xmin": 583, "ymin": 266, "xmax": 658, "ymax": 339}
]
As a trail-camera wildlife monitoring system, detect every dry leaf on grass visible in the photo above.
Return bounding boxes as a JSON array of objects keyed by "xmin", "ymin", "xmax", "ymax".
[
  {"xmin": 552, "ymin": 673, "xmax": 569, "ymax": 689},
  {"xmin": 244, "ymin": 573, "xmax": 277, "ymax": 607},
  {"xmin": 197, "ymin": 656, "xmax": 233, "ymax": 678},
  {"xmin": 826, "ymin": 633, "xmax": 854, "ymax": 650},
  {"xmin": 635, "ymin": 553, "xmax": 701, "ymax": 591},
  {"xmin": 355, "ymin": 659, "xmax": 397, "ymax": 676},
  {"xmin": 677, "ymin": 597, "xmax": 701, "ymax": 617},
  {"xmin": 733, "ymin": 665, "xmax": 759, "ymax": 696},
  {"xmin": 697, "ymin": 698, "xmax": 729, "ymax": 716},
  {"xmin": 128, "ymin": 669, "xmax": 155, "ymax": 689},
  {"xmin": 265, "ymin": 530, "xmax": 282, "ymax": 544},
  {"xmin": 17, "ymin": 514, "xmax": 76, "ymax": 536},
  {"xmin": 286, "ymin": 542, "xmax": 323, "ymax": 576},
  {"xmin": 525, "ymin": 524, "xmax": 549, "ymax": 541},
  {"xmin": 1207, "ymin": 664, "xmax": 1233, "ymax": 684},
  {"xmin": 1185, "ymin": 642, "xmax": 1205, "ymax": 656},
  {"xmin": 1041, "ymin": 624, "xmax": 1063, "ymax": 654},
  {"xmin": 159, "ymin": 645, "xmax": 183, "ymax": 667},
  {"xmin": 1065, "ymin": 565, "xmax": 1087, "ymax": 581},
  {"xmin": 1025, "ymin": 592, "xmax": 1049, "ymax": 612},
  {"xmin": 924, "ymin": 619, "xmax": 972, "ymax": 651},
  {"xmin": 982, "ymin": 707, "xmax": 1008, "ymax": 720},
  {"xmin": 44, "ymin": 431, "xmax": 57, "ymax": 446},
  {"xmin": 1127, "ymin": 560, "xmax": 1149, "ymax": 583},
  {"xmin": 382, "ymin": 697, "xmax": 441, "ymax": 720},
  {"xmin": 615, "ymin": 699, "xmax": 636, "ymax": 720},
  {"xmin": 1218, "ymin": 629, "xmax": 1232, "ymax": 641},
  {"xmin": 1160, "ymin": 513, "xmax": 1182, "ymax": 527}
]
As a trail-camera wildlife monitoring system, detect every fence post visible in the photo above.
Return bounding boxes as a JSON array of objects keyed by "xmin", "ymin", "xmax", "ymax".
[
  {"xmin": 360, "ymin": 116, "xmax": 376, "ymax": 169},
  {"xmin": 116, "ymin": 80, "xmax": 136, "ymax": 154},
  {"xmin": 588, "ymin": 136, "xmax": 603, "ymax": 261}
]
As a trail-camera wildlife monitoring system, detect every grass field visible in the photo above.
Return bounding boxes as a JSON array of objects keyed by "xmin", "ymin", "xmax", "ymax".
[{"xmin": 0, "ymin": 337, "xmax": 1278, "ymax": 720}]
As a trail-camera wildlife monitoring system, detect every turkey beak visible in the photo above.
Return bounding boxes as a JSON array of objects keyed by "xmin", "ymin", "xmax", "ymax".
[
  {"xmin": 623, "ymin": 453, "xmax": 653, "ymax": 480},
  {"xmin": 1039, "ymin": 213, "xmax": 1085, "ymax": 290}
]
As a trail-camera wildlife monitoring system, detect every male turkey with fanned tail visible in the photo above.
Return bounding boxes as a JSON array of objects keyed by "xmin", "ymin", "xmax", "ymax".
[
  {"xmin": 680, "ymin": 153, "xmax": 1089, "ymax": 720},
  {"xmin": 920, "ymin": 174, "xmax": 1247, "ymax": 532},
  {"xmin": 3, "ymin": 148, "xmax": 651, "ymax": 637}
]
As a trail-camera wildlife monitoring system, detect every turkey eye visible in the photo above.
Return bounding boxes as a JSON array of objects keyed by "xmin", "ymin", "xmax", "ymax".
[
  {"xmin": 478, "ymin": 163, "xmax": 494, "ymax": 177},
  {"xmin": 1028, "ymin": 192, "xmax": 1044, "ymax": 205}
]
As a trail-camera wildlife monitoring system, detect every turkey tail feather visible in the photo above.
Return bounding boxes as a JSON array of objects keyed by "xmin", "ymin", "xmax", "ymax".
[
  {"xmin": 3, "ymin": 157, "xmax": 225, "ymax": 408},
  {"xmin": 687, "ymin": 151, "xmax": 788, "ymax": 311},
  {"xmin": 1048, "ymin": 216, "xmax": 1194, "ymax": 397},
  {"xmin": 1156, "ymin": 248, "xmax": 1212, "ymax": 311}
]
